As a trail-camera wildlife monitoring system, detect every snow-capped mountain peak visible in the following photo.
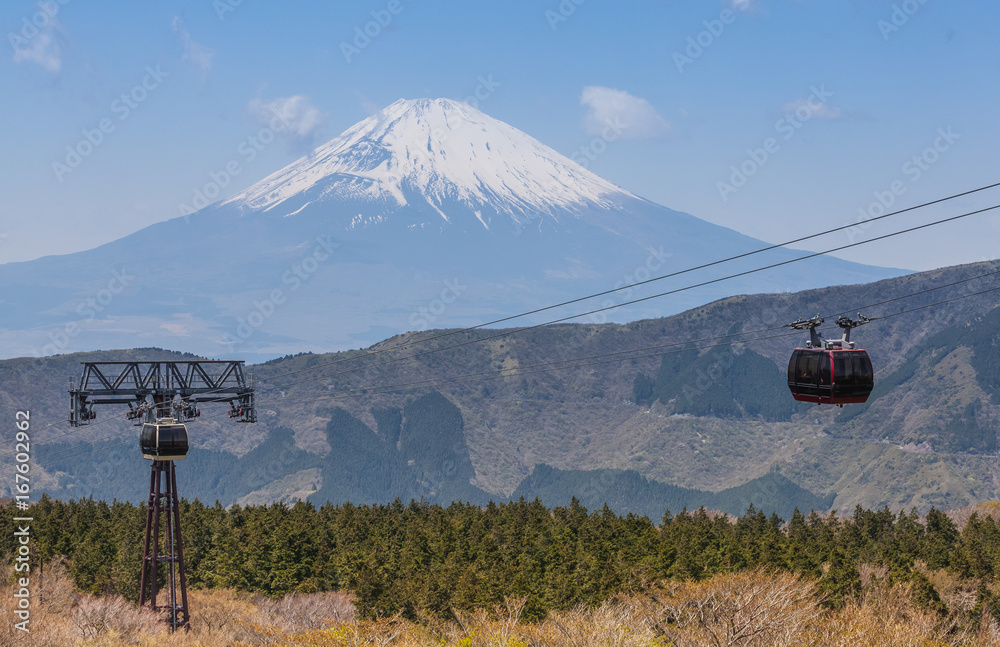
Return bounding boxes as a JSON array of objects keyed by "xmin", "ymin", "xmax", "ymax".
[
  {"xmin": 225, "ymin": 98, "xmax": 635, "ymax": 222},
  {"xmin": 0, "ymin": 100, "xmax": 905, "ymax": 362}
]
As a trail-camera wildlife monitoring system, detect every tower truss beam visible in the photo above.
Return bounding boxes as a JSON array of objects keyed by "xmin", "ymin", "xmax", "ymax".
[{"xmin": 69, "ymin": 360, "xmax": 255, "ymax": 426}]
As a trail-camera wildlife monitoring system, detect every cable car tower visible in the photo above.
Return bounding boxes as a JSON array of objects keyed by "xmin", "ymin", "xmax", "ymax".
[{"xmin": 69, "ymin": 360, "xmax": 256, "ymax": 631}]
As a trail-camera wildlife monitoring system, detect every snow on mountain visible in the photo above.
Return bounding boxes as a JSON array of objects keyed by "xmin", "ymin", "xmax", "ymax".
[
  {"xmin": 0, "ymin": 98, "xmax": 907, "ymax": 361},
  {"xmin": 225, "ymin": 98, "xmax": 635, "ymax": 229}
]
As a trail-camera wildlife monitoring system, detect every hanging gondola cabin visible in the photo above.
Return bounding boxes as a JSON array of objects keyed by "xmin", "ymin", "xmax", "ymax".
[
  {"xmin": 787, "ymin": 348, "xmax": 874, "ymax": 406},
  {"xmin": 140, "ymin": 418, "xmax": 189, "ymax": 460}
]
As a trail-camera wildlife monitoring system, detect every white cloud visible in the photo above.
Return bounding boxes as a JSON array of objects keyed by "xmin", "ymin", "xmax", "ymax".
[
  {"xmin": 580, "ymin": 86, "xmax": 670, "ymax": 140},
  {"xmin": 13, "ymin": 32, "xmax": 61, "ymax": 72},
  {"xmin": 172, "ymin": 17, "xmax": 215, "ymax": 80},
  {"xmin": 781, "ymin": 98, "xmax": 844, "ymax": 120},
  {"xmin": 11, "ymin": 4, "xmax": 65, "ymax": 73},
  {"xmin": 247, "ymin": 95, "xmax": 329, "ymax": 153}
]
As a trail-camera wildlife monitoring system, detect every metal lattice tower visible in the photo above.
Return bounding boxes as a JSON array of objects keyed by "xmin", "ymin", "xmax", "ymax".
[
  {"xmin": 68, "ymin": 360, "xmax": 256, "ymax": 630},
  {"xmin": 140, "ymin": 460, "xmax": 189, "ymax": 629},
  {"xmin": 69, "ymin": 360, "xmax": 256, "ymax": 426}
]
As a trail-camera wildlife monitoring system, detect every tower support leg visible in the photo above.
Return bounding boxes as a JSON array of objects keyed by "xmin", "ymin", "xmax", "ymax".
[{"xmin": 139, "ymin": 460, "xmax": 190, "ymax": 630}]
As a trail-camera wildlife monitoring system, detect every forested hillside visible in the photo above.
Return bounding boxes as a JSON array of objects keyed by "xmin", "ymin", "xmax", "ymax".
[
  {"xmin": 2, "ymin": 496, "xmax": 992, "ymax": 621},
  {"xmin": 835, "ymin": 304, "xmax": 1000, "ymax": 452},
  {"xmin": 632, "ymin": 344, "xmax": 798, "ymax": 420},
  {"xmin": 4, "ymin": 259, "xmax": 1000, "ymax": 514}
]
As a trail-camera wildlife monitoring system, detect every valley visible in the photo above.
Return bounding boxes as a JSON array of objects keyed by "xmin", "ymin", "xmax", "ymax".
[{"xmin": 4, "ymin": 258, "xmax": 1000, "ymax": 517}]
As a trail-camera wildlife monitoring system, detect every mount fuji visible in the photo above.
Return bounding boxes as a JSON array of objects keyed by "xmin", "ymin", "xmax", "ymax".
[{"xmin": 2, "ymin": 98, "xmax": 904, "ymax": 360}]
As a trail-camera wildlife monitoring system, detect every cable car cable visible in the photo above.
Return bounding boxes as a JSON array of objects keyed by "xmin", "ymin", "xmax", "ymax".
[
  {"xmin": 259, "ymin": 203, "xmax": 1000, "ymax": 394},
  {"xmin": 36, "ymin": 279, "xmax": 1000, "ymax": 469},
  {"xmin": 258, "ymin": 280, "xmax": 1000, "ymax": 407},
  {"xmin": 26, "ymin": 196, "xmax": 1000, "ymax": 459},
  {"xmin": 824, "ymin": 267, "xmax": 1000, "ymax": 319},
  {"xmin": 36, "ymin": 405, "xmax": 238, "ymax": 466},
  {"xmin": 55, "ymin": 184, "xmax": 997, "ymax": 416},
  {"xmin": 19, "ymin": 262, "xmax": 1000, "ymax": 460},
  {"xmin": 233, "ymin": 183, "xmax": 1000, "ymax": 390}
]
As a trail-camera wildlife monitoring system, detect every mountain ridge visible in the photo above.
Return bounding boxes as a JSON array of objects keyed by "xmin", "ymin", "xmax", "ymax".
[
  {"xmin": 0, "ymin": 97, "xmax": 903, "ymax": 361},
  {"xmin": 3, "ymin": 258, "xmax": 999, "ymax": 514}
]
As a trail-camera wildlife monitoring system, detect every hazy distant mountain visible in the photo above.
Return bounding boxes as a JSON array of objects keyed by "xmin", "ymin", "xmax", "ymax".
[
  {"xmin": 0, "ymin": 98, "xmax": 903, "ymax": 361},
  {"xmin": 3, "ymin": 259, "xmax": 999, "ymax": 515}
]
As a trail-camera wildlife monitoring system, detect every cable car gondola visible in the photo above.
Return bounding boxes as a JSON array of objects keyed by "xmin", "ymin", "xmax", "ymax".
[
  {"xmin": 140, "ymin": 418, "xmax": 190, "ymax": 460},
  {"xmin": 786, "ymin": 314, "xmax": 874, "ymax": 406}
]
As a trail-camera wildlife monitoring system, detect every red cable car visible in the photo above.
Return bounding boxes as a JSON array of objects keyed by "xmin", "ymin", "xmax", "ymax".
[{"xmin": 786, "ymin": 314, "xmax": 874, "ymax": 406}]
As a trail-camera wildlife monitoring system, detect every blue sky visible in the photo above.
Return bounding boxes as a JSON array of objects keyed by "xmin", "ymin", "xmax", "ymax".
[{"xmin": 3, "ymin": 0, "xmax": 998, "ymax": 270}]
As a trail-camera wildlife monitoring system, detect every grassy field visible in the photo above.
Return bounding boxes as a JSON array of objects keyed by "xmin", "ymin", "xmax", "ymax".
[{"xmin": 5, "ymin": 563, "xmax": 1000, "ymax": 646}]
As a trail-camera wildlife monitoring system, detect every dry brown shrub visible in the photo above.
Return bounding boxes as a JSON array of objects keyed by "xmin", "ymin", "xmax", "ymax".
[
  {"xmin": 947, "ymin": 502, "xmax": 1000, "ymax": 532},
  {"xmin": 22, "ymin": 569, "xmax": 1000, "ymax": 646},
  {"xmin": 238, "ymin": 613, "xmax": 415, "ymax": 647},
  {"xmin": 0, "ymin": 574, "xmax": 358, "ymax": 647},
  {"xmin": 0, "ymin": 560, "xmax": 107, "ymax": 647},
  {"xmin": 634, "ymin": 569, "xmax": 820, "ymax": 647},
  {"xmin": 35, "ymin": 560, "xmax": 78, "ymax": 616},
  {"xmin": 858, "ymin": 563, "xmax": 889, "ymax": 588},
  {"xmin": 918, "ymin": 562, "xmax": 978, "ymax": 618},
  {"xmin": 70, "ymin": 594, "xmax": 162, "ymax": 642},
  {"xmin": 794, "ymin": 580, "xmax": 948, "ymax": 647},
  {"xmin": 183, "ymin": 588, "xmax": 259, "ymax": 645},
  {"xmin": 452, "ymin": 596, "xmax": 529, "ymax": 646},
  {"xmin": 528, "ymin": 600, "xmax": 657, "ymax": 647},
  {"xmin": 412, "ymin": 607, "xmax": 462, "ymax": 645},
  {"xmin": 252, "ymin": 590, "xmax": 356, "ymax": 633}
]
